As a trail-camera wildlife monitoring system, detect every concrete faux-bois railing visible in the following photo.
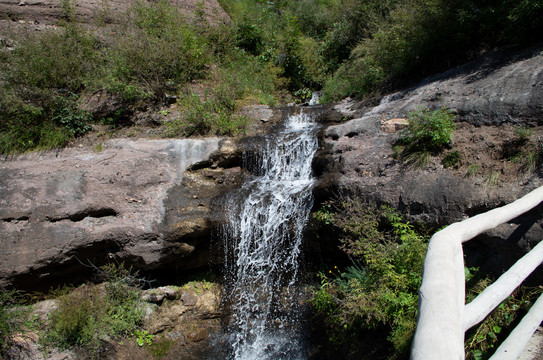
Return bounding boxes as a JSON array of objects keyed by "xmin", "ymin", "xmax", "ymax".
[{"xmin": 411, "ymin": 186, "xmax": 543, "ymax": 360}]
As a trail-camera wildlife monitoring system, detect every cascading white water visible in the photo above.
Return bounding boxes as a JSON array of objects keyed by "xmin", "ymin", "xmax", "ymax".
[
  {"xmin": 308, "ymin": 92, "xmax": 321, "ymax": 106},
  {"xmin": 223, "ymin": 110, "xmax": 319, "ymax": 360}
]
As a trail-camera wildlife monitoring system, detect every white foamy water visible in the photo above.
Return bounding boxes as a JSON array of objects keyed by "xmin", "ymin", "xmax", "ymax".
[{"xmin": 222, "ymin": 110, "xmax": 318, "ymax": 360}]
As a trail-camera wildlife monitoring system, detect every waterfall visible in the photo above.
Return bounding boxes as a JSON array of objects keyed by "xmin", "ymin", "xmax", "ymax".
[
  {"xmin": 308, "ymin": 92, "xmax": 321, "ymax": 106},
  {"xmin": 222, "ymin": 110, "xmax": 319, "ymax": 360}
]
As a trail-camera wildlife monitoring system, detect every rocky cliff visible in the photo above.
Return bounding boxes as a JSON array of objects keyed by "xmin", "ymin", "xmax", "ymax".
[
  {"xmin": 312, "ymin": 43, "xmax": 543, "ymax": 274},
  {"xmin": 1, "ymin": 43, "xmax": 543, "ymax": 289}
]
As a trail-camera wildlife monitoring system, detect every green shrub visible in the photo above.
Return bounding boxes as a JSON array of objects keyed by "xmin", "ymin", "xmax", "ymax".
[
  {"xmin": 97, "ymin": 0, "xmax": 212, "ymax": 101},
  {"xmin": 0, "ymin": 112, "xmax": 74, "ymax": 155},
  {"xmin": 172, "ymin": 92, "xmax": 249, "ymax": 137},
  {"xmin": 0, "ymin": 24, "xmax": 98, "ymax": 153},
  {"xmin": 235, "ymin": 18, "xmax": 265, "ymax": 55},
  {"xmin": 215, "ymin": 51, "xmax": 279, "ymax": 107},
  {"xmin": 311, "ymin": 199, "xmax": 429, "ymax": 356},
  {"xmin": 44, "ymin": 263, "xmax": 145, "ymax": 354},
  {"xmin": 9, "ymin": 25, "xmax": 99, "ymax": 92},
  {"xmin": 52, "ymin": 100, "xmax": 92, "ymax": 137},
  {"xmin": 400, "ymin": 107, "xmax": 456, "ymax": 152},
  {"xmin": 394, "ymin": 107, "xmax": 456, "ymax": 167},
  {"xmin": 318, "ymin": 0, "xmax": 543, "ymax": 102},
  {"xmin": 296, "ymin": 36, "xmax": 328, "ymax": 86},
  {"xmin": 321, "ymin": 41, "xmax": 385, "ymax": 102}
]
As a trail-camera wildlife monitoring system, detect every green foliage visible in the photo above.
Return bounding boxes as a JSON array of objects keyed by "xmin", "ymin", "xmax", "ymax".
[
  {"xmin": 44, "ymin": 263, "xmax": 145, "ymax": 354},
  {"xmin": 0, "ymin": 290, "xmax": 28, "ymax": 357},
  {"xmin": 135, "ymin": 329, "xmax": 154, "ymax": 347},
  {"xmin": 0, "ymin": 0, "xmax": 277, "ymax": 153},
  {"xmin": 464, "ymin": 274, "xmax": 542, "ymax": 360},
  {"xmin": 182, "ymin": 281, "xmax": 216, "ymax": 295},
  {"xmin": 313, "ymin": 204, "xmax": 334, "ymax": 225},
  {"xmin": 442, "ymin": 150, "xmax": 462, "ymax": 169},
  {"xmin": 98, "ymin": 0, "xmax": 212, "ymax": 101},
  {"xmin": 319, "ymin": 0, "xmax": 543, "ymax": 101},
  {"xmin": 235, "ymin": 18, "xmax": 265, "ymax": 56},
  {"xmin": 311, "ymin": 274, "xmax": 339, "ymax": 317},
  {"xmin": 168, "ymin": 92, "xmax": 249, "ymax": 137},
  {"xmin": 311, "ymin": 198, "xmax": 429, "ymax": 356},
  {"xmin": 3, "ymin": 0, "xmax": 541, "ymax": 152},
  {"xmin": 52, "ymin": 100, "xmax": 92, "ymax": 137},
  {"xmin": 320, "ymin": 44, "xmax": 384, "ymax": 102},
  {"xmin": 394, "ymin": 107, "xmax": 456, "ymax": 168},
  {"xmin": 0, "ymin": 26, "xmax": 97, "ymax": 153},
  {"xmin": 9, "ymin": 25, "xmax": 99, "ymax": 92},
  {"xmin": 400, "ymin": 107, "xmax": 456, "ymax": 153}
]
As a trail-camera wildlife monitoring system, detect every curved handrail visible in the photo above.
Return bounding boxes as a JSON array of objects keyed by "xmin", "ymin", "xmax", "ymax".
[{"xmin": 411, "ymin": 186, "xmax": 543, "ymax": 360}]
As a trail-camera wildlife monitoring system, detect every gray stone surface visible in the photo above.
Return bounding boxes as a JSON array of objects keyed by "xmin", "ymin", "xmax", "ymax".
[
  {"xmin": 0, "ymin": 138, "xmax": 241, "ymax": 289},
  {"xmin": 315, "ymin": 44, "xmax": 543, "ymax": 226}
]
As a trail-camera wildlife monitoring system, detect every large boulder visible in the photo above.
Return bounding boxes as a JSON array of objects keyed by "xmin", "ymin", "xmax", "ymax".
[{"xmin": 0, "ymin": 138, "xmax": 242, "ymax": 290}]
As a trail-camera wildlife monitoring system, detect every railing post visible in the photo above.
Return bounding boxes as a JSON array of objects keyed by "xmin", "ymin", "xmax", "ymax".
[
  {"xmin": 410, "ymin": 228, "xmax": 466, "ymax": 360},
  {"xmin": 411, "ymin": 186, "xmax": 543, "ymax": 360}
]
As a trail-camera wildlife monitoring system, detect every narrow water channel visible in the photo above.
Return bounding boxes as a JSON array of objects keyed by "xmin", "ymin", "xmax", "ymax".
[{"xmin": 221, "ymin": 109, "xmax": 319, "ymax": 360}]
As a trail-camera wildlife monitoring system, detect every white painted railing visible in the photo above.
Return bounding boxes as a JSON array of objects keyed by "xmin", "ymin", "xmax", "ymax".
[{"xmin": 411, "ymin": 186, "xmax": 543, "ymax": 360}]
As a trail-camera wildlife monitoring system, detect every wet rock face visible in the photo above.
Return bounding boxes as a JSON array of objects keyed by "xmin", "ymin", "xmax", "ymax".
[{"xmin": 0, "ymin": 138, "xmax": 242, "ymax": 290}]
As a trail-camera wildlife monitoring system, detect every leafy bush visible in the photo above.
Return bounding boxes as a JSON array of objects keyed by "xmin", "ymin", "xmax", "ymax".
[
  {"xmin": 44, "ymin": 263, "xmax": 145, "ymax": 354},
  {"xmin": 98, "ymin": 0, "xmax": 212, "ymax": 102},
  {"xmin": 321, "ymin": 43, "xmax": 385, "ymax": 102},
  {"xmin": 235, "ymin": 18, "xmax": 265, "ymax": 56},
  {"xmin": 0, "ymin": 25, "xmax": 97, "ymax": 153},
  {"xmin": 394, "ymin": 107, "xmax": 456, "ymax": 168},
  {"xmin": 52, "ymin": 100, "xmax": 92, "ymax": 137},
  {"xmin": 168, "ymin": 91, "xmax": 249, "ymax": 137},
  {"xmin": 399, "ymin": 107, "xmax": 456, "ymax": 152},
  {"xmin": 319, "ymin": 0, "xmax": 543, "ymax": 101},
  {"xmin": 311, "ymin": 199, "xmax": 429, "ymax": 356},
  {"xmin": 8, "ymin": 25, "xmax": 99, "ymax": 93}
]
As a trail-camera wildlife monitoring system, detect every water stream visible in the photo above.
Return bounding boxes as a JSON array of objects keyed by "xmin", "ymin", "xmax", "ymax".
[{"xmin": 222, "ymin": 110, "xmax": 319, "ymax": 360}]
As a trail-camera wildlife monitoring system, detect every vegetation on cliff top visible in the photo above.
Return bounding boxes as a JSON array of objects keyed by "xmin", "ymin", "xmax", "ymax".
[{"xmin": 1, "ymin": 0, "xmax": 542, "ymax": 154}]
